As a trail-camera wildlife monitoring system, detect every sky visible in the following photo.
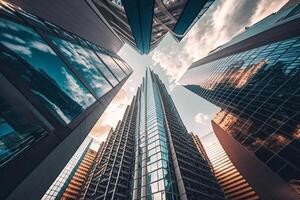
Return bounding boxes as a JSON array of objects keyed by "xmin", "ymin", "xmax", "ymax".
[{"xmin": 89, "ymin": 0, "xmax": 288, "ymax": 143}]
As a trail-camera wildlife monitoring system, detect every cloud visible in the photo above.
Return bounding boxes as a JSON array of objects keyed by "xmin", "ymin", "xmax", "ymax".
[
  {"xmin": 151, "ymin": 0, "xmax": 288, "ymax": 84},
  {"xmin": 194, "ymin": 113, "xmax": 210, "ymax": 125},
  {"xmin": 30, "ymin": 41, "xmax": 56, "ymax": 55},
  {"xmin": 2, "ymin": 33, "xmax": 26, "ymax": 44},
  {"xmin": 1, "ymin": 41, "xmax": 32, "ymax": 57},
  {"xmin": 89, "ymin": 89, "xmax": 130, "ymax": 142},
  {"xmin": 62, "ymin": 68, "xmax": 96, "ymax": 108}
]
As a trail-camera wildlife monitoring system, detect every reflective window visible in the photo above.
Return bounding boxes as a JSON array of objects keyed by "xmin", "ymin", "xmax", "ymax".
[
  {"xmin": 0, "ymin": 18, "xmax": 96, "ymax": 124},
  {"xmin": 112, "ymin": 57, "xmax": 131, "ymax": 75},
  {"xmin": 0, "ymin": 95, "xmax": 47, "ymax": 164},
  {"xmin": 97, "ymin": 53, "xmax": 127, "ymax": 81},
  {"xmin": 49, "ymin": 35, "xmax": 113, "ymax": 97}
]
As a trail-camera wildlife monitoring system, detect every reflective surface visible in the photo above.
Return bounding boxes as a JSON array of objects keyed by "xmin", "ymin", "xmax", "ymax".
[
  {"xmin": 0, "ymin": 18, "xmax": 95, "ymax": 124},
  {"xmin": 98, "ymin": 53, "xmax": 127, "ymax": 81},
  {"xmin": 49, "ymin": 35, "xmax": 113, "ymax": 97},
  {"xmin": 0, "ymin": 2, "xmax": 132, "ymax": 169},
  {"xmin": 182, "ymin": 36, "xmax": 300, "ymax": 187}
]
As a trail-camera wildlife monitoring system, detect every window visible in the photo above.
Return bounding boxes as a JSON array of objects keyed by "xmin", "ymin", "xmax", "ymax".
[
  {"xmin": 97, "ymin": 53, "xmax": 127, "ymax": 81},
  {"xmin": 0, "ymin": 95, "xmax": 48, "ymax": 164},
  {"xmin": 0, "ymin": 18, "xmax": 95, "ymax": 124},
  {"xmin": 48, "ymin": 35, "xmax": 113, "ymax": 97}
]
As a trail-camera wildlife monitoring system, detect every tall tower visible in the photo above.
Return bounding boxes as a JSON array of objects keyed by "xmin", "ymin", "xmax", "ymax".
[
  {"xmin": 180, "ymin": 1, "xmax": 300, "ymax": 199},
  {"xmin": 198, "ymin": 132, "xmax": 259, "ymax": 200},
  {"xmin": 80, "ymin": 69, "xmax": 225, "ymax": 199}
]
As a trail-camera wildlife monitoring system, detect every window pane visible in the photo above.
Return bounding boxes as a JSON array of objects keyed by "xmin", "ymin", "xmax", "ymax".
[
  {"xmin": 0, "ymin": 18, "xmax": 95, "ymax": 124},
  {"xmin": 112, "ymin": 57, "xmax": 131, "ymax": 75},
  {"xmin": 0, "ymin": 96, "xmax": 47, "ymax": 164},
  {"xmin": 98, "ymin": 53, "xmax": 127, "ymax": 81},
  {"xmin": 49, "ymin": 35, "xmax": 113, "ymax": 97},
  {"xmin": 95, "ymin": 52, "xmax": 119, "ymax": 86}
]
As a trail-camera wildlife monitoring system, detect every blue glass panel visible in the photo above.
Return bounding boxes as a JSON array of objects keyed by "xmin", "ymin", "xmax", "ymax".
[
  {"xmin": 0, "ymin": 18, "xmax": 96, "ymax": 124},
  {"xmin": 49, "ymin": 35, "xmax": 113, "ymax": 96},
  {"xmin": 0, "ymin": 96, "xmax": 47, "ymax": 164}
]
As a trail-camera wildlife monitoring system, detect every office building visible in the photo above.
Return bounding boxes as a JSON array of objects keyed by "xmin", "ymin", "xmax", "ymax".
[
  {"xmin": 199, "ymin": 133, "xmax": 259, "ymax": 200},
  {"xmin": 0, "ymin": 2, "xmax": 132, "ymax": 199},
  {"xmin": 42, "ymin": 139, "xmax": 106, "ymax": 200},
  {"xmin": 180, "ymin": 1, "xmax": 300, "ymax": 199},
  {"xmin": 79, "ymin": 69, "xmax": 225, "ymax": 199},
  {"xmin": 42, "ymin": 137, "xmax": 93, "ymax": 200},
  {"xmin": 60, "ymin": 147, "xmax": 97, "ymax": 200},
  {"xmin": 87, "ymin": 0, "xmax": 215, "ymax": 54}
]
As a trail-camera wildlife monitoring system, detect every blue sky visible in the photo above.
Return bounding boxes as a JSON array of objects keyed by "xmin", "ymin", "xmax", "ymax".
[{"xmin": 89, "ymin": 0, "xmax": 288, "ymax": 142}]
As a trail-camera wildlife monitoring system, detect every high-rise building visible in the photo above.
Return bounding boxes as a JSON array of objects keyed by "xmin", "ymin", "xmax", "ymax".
[
  {"xmin": 198, "ymin": 132, "xmax": 259, "ymax": 200},
  {"xmin": 42, "ymin": 138, "xmax": 106, "ymax": 200},
  {"xmin": 87, "ymin": 0, "xmax": 215, "ymax": 54},
  {"xmin": 0, "ymin": 2, "xmax": 132, "ymax": 199},
  {"xmin": 180, "ymin": 1, "xmax": 300, "ymax": 199},
  {"xmin": 79, "ymin": 69, "xmax": 225, "ymax": 200},
  {"xmin": 60, "ymin": 147, "xmax": 97, "ymax": 200},
  {"xmin": 42, "ymin": 137, "xmax": 93, "ymax": 200}
]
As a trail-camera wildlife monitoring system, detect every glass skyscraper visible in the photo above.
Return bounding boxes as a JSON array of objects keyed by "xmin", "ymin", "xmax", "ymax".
[
  {"xmin": 87, "ymin": 0, "xmax": 215, "ymax": 54},
  {"xmin": 197, "ymin": 133, "xmax": 259, "ymax": 200},
  {"xmin": 0, "ymin": 2, "xmax": 132, "ymax": 199},
  {"xmin": 180, "ymin": 1, "xmax": 300, "ymax": 199},
  {"xmin": 79, "ymin": 69, "xmax": 225, "ymax": 200}
]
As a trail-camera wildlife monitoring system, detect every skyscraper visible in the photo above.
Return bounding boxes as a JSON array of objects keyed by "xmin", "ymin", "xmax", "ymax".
[
  {"xmin": 180, "ymin": 1, "xmax": 300, "ymax": 199},
  {"xmin": 42, "ymin": 137, "xmax": 94, "ymax": 200},
  {"xmin": 59, "ymin": 147, "xmax": 97, "ymax": 200},
  {"xmin": 79, "ymin": 69, "xmax": 225, "ymax": 200},
  {"xmin": 87, "ymin": 0, "xmax": 215, "ymax": 54},
  {"xmin": 198, "ymin": 132, "xmax": 259, "ymax": 200},
  {"xmin": 0, "ymin": 2, "xmax": 132, "ymax": 199}
]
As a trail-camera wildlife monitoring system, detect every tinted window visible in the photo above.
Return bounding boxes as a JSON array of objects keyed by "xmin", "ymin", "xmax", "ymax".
[
  {"xmin": 49, "ymin": 35, "xmax": 113, "ymax": 97},
  {"xmin": 0, "ymin": 95, "xmax": 47, "ymax": 164},
  {"xmin": 112, "ymin": 57, "xmax": 131, "ymax": 75},
  {"xmin": 98, "ymin": 53, "xmax": 127, "ymax": 81},
  {"xmin": 0, "ymin": 18, "xmax": 96, "ymax": 124}
]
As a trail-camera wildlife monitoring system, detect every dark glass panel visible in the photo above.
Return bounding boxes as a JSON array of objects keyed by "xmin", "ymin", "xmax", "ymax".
[
  {"xmin": 49, "ymin": 35, "xmax": 113, "ymax": 97},
  {"xmin": 98, "ymin": 53, "xmax": 127, "ymax": 81},
  {"xmin": 0, "ymin": 18, "xmax": 95, "ymax": 124},
  {"xmin": 0, "ymin": 95, "xmax": 48, "ymax": 164}
]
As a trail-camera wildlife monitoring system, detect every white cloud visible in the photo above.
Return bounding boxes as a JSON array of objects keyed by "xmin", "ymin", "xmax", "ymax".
[
  {"xmin": 151, "ymin": 0, "xmax": 288, "ymax": 85},
  {"xmin": 90, "ymin": 89, "xmax": 131, "ymax": 142},
  {"xmin": 30, "ymin": 41, "xmax": 56, "ymax": 55},
  {"xmin": 2, "ymin": 33, "xmax": 26, "ymax": 44},
  {"xmin": 62, "ymin": 68, "xmax": 95, "ymax": 108},
  {"xmin": 194, "ymin": 113, "xmax": 210, "ymax": 125},
  {"xmin": 1, "ymin": 41, "xmax": 32, "ymax": 57}
]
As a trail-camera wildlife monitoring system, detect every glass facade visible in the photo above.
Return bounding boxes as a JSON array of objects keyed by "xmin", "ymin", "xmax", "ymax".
[
  {"xmin": 0, "ymin": 1, "xmax": 132, "ymax": 167},
  {"xmin": 182, "ymin": 36, "xmax": 300, "ymax": 187},
  {"xmin": 180, "ymin": 2, "xmax": 300, "ymax": 195},
  {"xmin": 79, "ymin": 70, "xmax": 224, "ymax": 200},
  {"xmin": 42, "ymin": 137, "xmax": 92, "ymax": 200},
  {"xmin": 132, "ymin": 70, "xmax": 179, "ymax": 199},
  {"xmin": 199, "ymin": 133, "xmax": 259, "ymax": 199}
]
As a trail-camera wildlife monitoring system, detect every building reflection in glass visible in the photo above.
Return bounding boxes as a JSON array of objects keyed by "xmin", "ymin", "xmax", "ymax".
[
  {"xmin": 183, "ymin": 36, "xmax": 300, "ymax": 192},
  {"xmin": 0, "ymin": 2, "xmax": 132, "ymax": 169}
]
